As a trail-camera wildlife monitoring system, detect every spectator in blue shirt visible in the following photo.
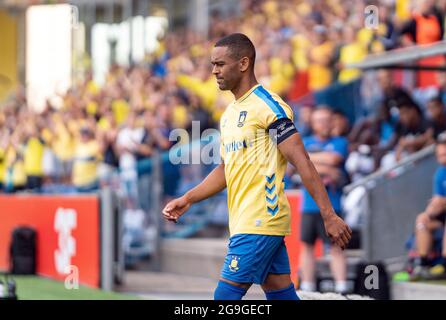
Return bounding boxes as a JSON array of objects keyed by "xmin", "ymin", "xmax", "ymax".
[
  {"xmin": 298, "ymin": 106, "xmax": 350, "ymax": 293},
  {"xmin": 412, "ymin": 134, "xmax": 446, "ymax": 280},
  {"xmin": 295, "ymin": 105, "xmax": 313, "ymax": 139}
]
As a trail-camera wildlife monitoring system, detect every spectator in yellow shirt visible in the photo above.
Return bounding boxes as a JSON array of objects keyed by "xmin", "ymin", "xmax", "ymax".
[
  {"xmin": 269, "ymin": 46, "xmax": 295, "ymax": 95},
  {"xmin": 3, "ymin": 143, "xmax": 26, "ymax": 193},
  {"xmin": 337, "ymin": 26, "xmax": 367, "ymax": 83},
  {"xmin": 72, "ymin": 126, "xmax": 102, "ymax": 192},
  {"xmin": 176, "ymin": 62, "xmax": 219, "ymax": 114},
  {"xmin": 308, "ymin": 25, "xmax": 335, "ymax": 91},
  {"xmin": 23, "ymin": 123, "xmax": 45, "ymax": 191}
]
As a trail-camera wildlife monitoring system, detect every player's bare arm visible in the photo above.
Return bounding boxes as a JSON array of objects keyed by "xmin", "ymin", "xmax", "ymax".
[
  {"xmin": 277, "ymin": 132, "xmax": 352, "ymax": 249},
  {"xmin": 162, "ymin": 163, "xmax": 226, "ymax": 222}
]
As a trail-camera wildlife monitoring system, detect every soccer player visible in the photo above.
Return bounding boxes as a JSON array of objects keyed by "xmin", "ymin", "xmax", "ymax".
[{"xmin": 162, "ymin": 33, "xmax": 352, "ymax": 300}]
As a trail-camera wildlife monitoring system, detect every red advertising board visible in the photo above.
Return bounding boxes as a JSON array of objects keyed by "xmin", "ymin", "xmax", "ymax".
[
  {"xmin": 285, "ymin": 190, "xmax": 323, "ymax": 285},
  {"xmin": 0, "ymin": 195, "xmax": 100, "ymax": 288}
]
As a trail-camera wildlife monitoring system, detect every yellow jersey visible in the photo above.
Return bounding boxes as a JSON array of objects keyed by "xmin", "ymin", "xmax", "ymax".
[{"xmin": 220, "ymin": 84, "xmax": 294, "ymax": 237}]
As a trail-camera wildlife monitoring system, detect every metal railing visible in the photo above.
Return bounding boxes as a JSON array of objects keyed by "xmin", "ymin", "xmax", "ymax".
[
  {"xmin": 344, "ymin": 144, "xmax": 435, "ymax": 194},
  {"xmin": 343, "ymin": 145, "xmax": 437, "ymax": 262}
]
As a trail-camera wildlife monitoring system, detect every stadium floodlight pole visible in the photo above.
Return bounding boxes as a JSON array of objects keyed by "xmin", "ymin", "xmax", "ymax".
[{"xmin": 123, "ymin": 0, "xmax": 133, "ymax": 65}]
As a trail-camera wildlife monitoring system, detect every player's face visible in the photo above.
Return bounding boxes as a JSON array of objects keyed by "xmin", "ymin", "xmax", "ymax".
[{"xmin": 211, "ymin": 46, "xmax": 241, "ymax": 91}]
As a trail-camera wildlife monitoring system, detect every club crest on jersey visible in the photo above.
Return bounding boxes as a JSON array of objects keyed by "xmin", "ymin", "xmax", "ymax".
[
  {"xmin": 237, "ymin": 111, "xmax": 247, "ymax": 127},
  {"xmin": 229, "ymin": 256, "xmax": 240, "ymax": 272}
]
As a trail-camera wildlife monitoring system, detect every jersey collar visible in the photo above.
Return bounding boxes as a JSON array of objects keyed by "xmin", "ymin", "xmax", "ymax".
[{"xmin": 235, "ymin": 84, "xmax": 261, "ymax": 104}]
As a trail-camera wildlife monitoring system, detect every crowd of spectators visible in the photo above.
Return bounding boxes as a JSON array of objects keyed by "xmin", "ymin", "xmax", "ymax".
[{"xmin": 1, "ymin": 0, "xmax": 446, "ymax": 199}]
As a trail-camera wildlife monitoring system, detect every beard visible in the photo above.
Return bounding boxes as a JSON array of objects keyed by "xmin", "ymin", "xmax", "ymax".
[{"xmin": 217, "ymin": 79, "xmax": 230, "ymax": 90}]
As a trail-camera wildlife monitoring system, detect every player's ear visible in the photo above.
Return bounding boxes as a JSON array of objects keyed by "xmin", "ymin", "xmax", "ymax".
[{"xmin": 239, "ymin": 57, "xmax": 250, "ymax": 72}]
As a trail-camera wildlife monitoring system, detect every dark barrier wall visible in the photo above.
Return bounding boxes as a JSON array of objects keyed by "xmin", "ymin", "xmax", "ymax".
[{"xmin": 361, "ymin": 148, "xmax": 437, "ymax": 261}]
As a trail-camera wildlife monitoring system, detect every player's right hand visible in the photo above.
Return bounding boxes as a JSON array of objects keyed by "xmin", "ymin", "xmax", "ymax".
[{"xmin": 162, "ymin": 195, "xmax": 191, "ymax": 223}]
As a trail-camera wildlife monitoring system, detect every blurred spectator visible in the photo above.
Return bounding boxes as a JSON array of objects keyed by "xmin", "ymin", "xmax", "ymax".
[
  {"xmin": 97, "ymin": 110, "xmax": 119, "ymax": 187},
  {"xmin": 298, "ymin": 107, "xmax": 350, "ymax": 294},
  {"xmin": 398, "ymin": 0, "xmax": 444, "ymax": 46},
  {"xmin": 72, "ymin": 125, "xmax": 102, "ymax": 193},
  {"xmin": 377, "ymin": 69, "xmax": 412, "ymax": 116},
  {"xmin": 52, "ymin": 113, "xmax": 75, "ymax": 184},
  {"xmin": 155, "ymin": 104, "xmax": 176, "ymax": 150},
  {"xmin": 331, "ymin": 110, "xmax": 350, "ymax": 137},
  {"xmin": 395, "ymin": 101, "xmax": 433, "ymax": 160},
  {"xmin": 135, "ymin": 111, "xmax": 156, "ymax": 162},
  {"xmin": 376, "ymin": 3, "xmax": 397, "ymax": 50},
  {"xmin": 437, "ymin": 72, "xmax": 446, "ymax": 106},
  {"xmin": 3, "ymin": 133, "xmax": 26, "ymax": 193},
  {"xmin": 398, "ymin": 0, "xmax": 445, "ymax": 88},
  {"xmin": 412, "ymin": 136, "xmax": 446, "ymax": 280},
  {"xmin": 426, "ymin": 97, "xmax": 446, "ymax": 140},
  {"xmin": 307, "ymin": 25, "xmax": 334, "ymax": 91},
  {"xmin": 337, "ymin": 25, "xmax": 367, "ymax": 83},
  {"xmin": 347, "ymin": 102, "xmax": 398, "ymax": 177},
  {"xmin": 155, "ymin": 104, "xmax": 182, "ymax": 200},
  {"xmin": 23, "ymin": 122, "xmax": 45, "ymax": 191},
  {"xmin": 117, "ymin": 112, "xmax": 145, "ymax": 203},
  {"xmin": 381, "ymin": 101, "xmax": 433, "ymax": 168},
  {"xmin": 295, "ymin": 105, "xmax": 313, "ymax": 138},
  {"xmin": 269, "ymin": 45, "xmax": 295, "ymax": 96}
]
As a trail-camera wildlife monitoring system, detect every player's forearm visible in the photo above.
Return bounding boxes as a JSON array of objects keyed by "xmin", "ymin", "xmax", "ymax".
[
  {"xmin": 185, "ymin": 163, "xmax": 226, "ymax": 204},
  {"xmin": 279, "ymin": 135, "xmax": 336, "ymax": 220}
]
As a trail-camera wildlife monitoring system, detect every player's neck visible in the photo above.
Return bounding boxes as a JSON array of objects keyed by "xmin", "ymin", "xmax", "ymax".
[{"xmin": 232, "ymin": 75, "xmax": 258, "ymax": 100}]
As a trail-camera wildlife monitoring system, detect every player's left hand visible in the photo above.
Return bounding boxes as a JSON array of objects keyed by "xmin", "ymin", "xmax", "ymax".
[{"xmin": 323, "ymin": 214, "xmax": 352, "ymax": 250}]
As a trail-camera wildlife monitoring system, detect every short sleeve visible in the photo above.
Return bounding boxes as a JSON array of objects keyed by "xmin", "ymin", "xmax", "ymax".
[
  {"xmin": 261, "ymin": 97, "xmax": 297, "ymax": 144},
  {"xmin": 263, "ymin": 101, "xmax": 294, "ymax": 129},
  {"xmin": 256, "ymin": 87, "xmax": 294, "ymax": 129}
]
